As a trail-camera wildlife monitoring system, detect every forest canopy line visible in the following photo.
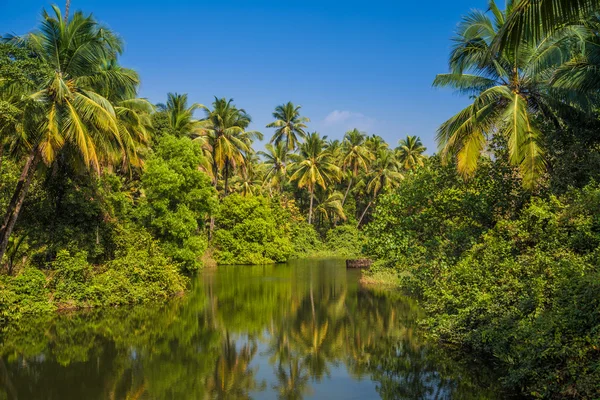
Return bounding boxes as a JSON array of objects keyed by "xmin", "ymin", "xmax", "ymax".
[{"xmin": 1, "ymin": 0, "xmax": 600, "ymax": 398}]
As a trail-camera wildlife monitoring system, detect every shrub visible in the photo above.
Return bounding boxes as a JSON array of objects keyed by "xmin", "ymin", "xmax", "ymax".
[
  {"xmin": 213, "ymin": 195, "xmax": 293, "ymax": 264},
  {"xmin": 325, "ymin": 224, "xmax": 364, "ymax": 257}
]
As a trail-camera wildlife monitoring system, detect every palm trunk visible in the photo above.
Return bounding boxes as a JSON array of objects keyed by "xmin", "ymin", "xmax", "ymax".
[
  {"xmin": 0, "ymin": 146, "xmax": 40, "ymax": 267},
  {"xmin": 357, "ymin": 201, "xmax": 372, "ymax": 228},
  {"xmin": 342, "ymin": 177, "xmax": 352, "ymax": 206},
  {"xmin": 223, "ymin": 162, "xmax": 228, "ymax": 196},
  {"xmin": 65, "ymin": 0, "xmax": 71, "ymax": 21},
  {"xmin": 308, "ymin": 187, "xmax": 314, "ymax": 224}
]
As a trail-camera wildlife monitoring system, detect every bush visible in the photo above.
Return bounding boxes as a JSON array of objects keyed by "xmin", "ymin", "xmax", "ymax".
[
  {"xmin": 213, "ymin": 195, "xmax": 293, "ymax": 264},
  {"xmin": 325, "ymin": 224, "xmax": 364, "ymax": 257},
  {"xmin": 138, "ymin": 135, "xmax": 217, "ymax": 271},
  {"xmin": 290, "ymin": 221, "xmax": 324, "ymax": 257},
  {"xmin": 364, "ymin": 158, "xmax": 600, "ymax": 399}
]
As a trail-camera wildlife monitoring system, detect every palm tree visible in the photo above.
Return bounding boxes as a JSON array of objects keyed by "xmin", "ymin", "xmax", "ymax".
[
  {"xmin": 315, "ymin": 191, "xmax": 346, "ymax": 225},
  {"xmin": 433, "ymin": 0, "xmax": 591, "ymax": 188},
  {"xmin": 157, "ymin": 93, "xmax": 203, "ymax": 137},
  {"xmin": 267, "ymin": 102, "xmax": 310, "ymax": 152},
  {"xmin": 290, "ymin": 133, "xmax": 340, "ymax": 224},
  {"xmin": 232, "ymin": 153, "xmax": 263, "ymax": 197},
  {"xmin": 340, "ymin": 129, "xmax": 373, "ymax": 205},
  {"xmin": 258, "ymin": 142, "xmax": 290, "ymax": 194},
  {"xmin": 358, "ymin": 149, "xmax": 403, "ymax": 226},
  {"xmin": 0, "ymin": 6, "xmax": 144, "ymax": 263},
  {"xmin": 396, "ymin": 135, "xmax": 426, "ymax": 171},
  {"xmin": 198, "ymin": 97, "xmax": 262, "ymax": 196},
  {"xmin": 495, "ymin": 0, "xmax": 600, "ymax": 52}
]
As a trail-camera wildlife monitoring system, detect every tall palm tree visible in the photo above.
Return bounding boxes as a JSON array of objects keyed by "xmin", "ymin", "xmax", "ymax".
[
  {"xmin": 495, "ymin": 0, "xmax": 600, "ymax": 52},
  {"xmin": 258, "ymin": 142, "xmax": 290, "ymax": 194},
  {"xmin": 396, "ymin": 135, "xmax": 426, "ymax": 171},
  {"xmin": 198, "ymin": 97, "xmax": 262, "ymax": 196},
  {"xmin": 290, "ymin": 132, "xmax": 340, "ymax": 224},
  {"xmin": 267, "ymin": 102, "xmax": 310, "ymax": 152},
  {"xmin": 315, "ymin": 191, "xmax": 346, "ymax": 225},
  {"xmin": 340, "ymin": 129, "xmax": 373, "ymax": 205},
  {"xmin": 358, "ymin": 149, "xmax": 403, "ymax": 226},
  {"xmin": 433, "ymin": 0, "xmax": 591, "ymax": 188},
  {"xmin": 157, "ymin": 92, "xmax": 203, "ymax": 137},
  {"xmin": 0, "ymin": 6, "xmax": 144, "ymax": 263}
]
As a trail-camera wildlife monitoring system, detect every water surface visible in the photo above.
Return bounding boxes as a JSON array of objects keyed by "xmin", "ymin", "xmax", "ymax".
[{"xmin": 0, "ymin": 259, "xmax": 500, "ymax": 399}]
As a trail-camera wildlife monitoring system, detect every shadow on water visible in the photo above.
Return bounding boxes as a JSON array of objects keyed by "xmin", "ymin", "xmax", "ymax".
[{"xmin": 0, "ymin": 259, "xmax": 503, "ymax": 399}]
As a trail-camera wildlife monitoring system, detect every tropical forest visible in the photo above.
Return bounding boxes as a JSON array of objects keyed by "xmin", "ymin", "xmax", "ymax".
[{"xmin": 1, "ymin": 0, "xmax": 600, "ymax": 399}]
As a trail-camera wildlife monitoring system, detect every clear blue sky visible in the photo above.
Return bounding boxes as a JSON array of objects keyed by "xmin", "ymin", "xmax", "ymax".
[{"xmin": 1, "ymin": 0, "xmax": 489, "ymax": 152}]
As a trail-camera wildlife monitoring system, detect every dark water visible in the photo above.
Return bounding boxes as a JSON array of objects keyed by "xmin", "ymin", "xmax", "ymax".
[{"xmin": 0, "ymin": 259, "xmax": 502, "ymax": 399}]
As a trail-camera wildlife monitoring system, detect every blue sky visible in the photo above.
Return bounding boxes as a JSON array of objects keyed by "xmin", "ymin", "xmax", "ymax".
[{"xmin": 1, "ymin": 0, "xmax": 489, "ymax": 152}]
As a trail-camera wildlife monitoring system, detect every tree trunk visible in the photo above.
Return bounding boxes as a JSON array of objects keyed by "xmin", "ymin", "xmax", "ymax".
[
  {"xmin": 223, "ymin": 161, "xmax": 230, "ymax": 196},
  {"xmin": 0, "ymin": 146, "xmax": 40, "ymax": 267},
  {"xmin": 342, "ymin": 177, "xmax": 352, "ymax": 206},
  {"xmin": 308, "ymin": 188, "xmax": 314, "ymax": 224},
  {"xmin": 357, "ymin": 201, "xmax": 372, "ymax": 228},
  {"xmin": 65, "ymin": 0, "xmax": 71, "ymax": 21}
]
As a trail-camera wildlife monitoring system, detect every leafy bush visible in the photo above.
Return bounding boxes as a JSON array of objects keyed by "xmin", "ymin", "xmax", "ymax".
[
  {"xmin": 364, "ymin": 157, "xmax": 600, "ymax": 398},
  {"xmin": 138, "ymin": 135, "xmax": 217, "ymax": 270},
  {"xmin": 325, "ymin": 224, "xmax": 365, "ymax": 257},
  {"xmin": 290, "ymin": 221, "xmax": 324, "ymax": 258},
  {"xmin": 213, "ymin": 194, "xmax": 293, "ymax": 264}
]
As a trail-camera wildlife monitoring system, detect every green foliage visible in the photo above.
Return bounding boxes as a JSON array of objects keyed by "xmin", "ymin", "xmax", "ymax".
[
  {"xmin": 290, "ymin": 221, "xmax": 324, "ymax": 258},
  {"xmin": 213, "ymin": 195, "xmax": 293, "ymax": 264},
  {"xmin": 365, "ymin": 157, "xmax": 600, "ymax": 398},
  {"xmin": 325, "ymin": 224, "xmax": 364, "ymax": 257},
  {"xmin": 138, "ymin": 134, "xmax": 217, "ymax": 271}
]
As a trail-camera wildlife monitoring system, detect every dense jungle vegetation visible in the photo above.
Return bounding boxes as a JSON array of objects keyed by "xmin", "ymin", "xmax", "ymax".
[{"xmin": 1, "ymin": 0, "xmax": 600, "ymax": 398}]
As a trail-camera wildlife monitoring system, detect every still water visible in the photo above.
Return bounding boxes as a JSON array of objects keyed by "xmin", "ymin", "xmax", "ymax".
[{"xmin": 0, "ymin": 259, "xmax": 501, "ymax": 399}]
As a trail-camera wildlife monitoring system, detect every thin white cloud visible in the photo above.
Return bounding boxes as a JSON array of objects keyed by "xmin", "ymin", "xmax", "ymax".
[{"xmin": 323, "ymin": 110, "xmax": 375, "ymax": 132}]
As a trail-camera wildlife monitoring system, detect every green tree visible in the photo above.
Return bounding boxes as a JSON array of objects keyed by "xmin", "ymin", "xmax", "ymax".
[
  {"xmin": 0, "ymin": 6, "xmax": 146, "ymax": 264},
  {"xmin": 198, "ymin": 97, "xmax": 262, "ymax": 195},
  {"xmin": 340, "ymin": 129, "xmax": 374, "ymax": 205},
  {"xmin": 289, "ymin": 133, "xmax": 340, "ymax": 224},
  {"xmin": 259, "ymin": 142, "xmax": 290, "ymax": 194},
  {"xmin": 157, "ymin": 92, "xmax": 203, "ymax": 137},
  {"xmin": 138, "ymin": 135, "xmax": 217, "ymax": 270},
  {"xmin": 433, "ymin": 0, "xmax": 591, "ymax": 188},
  {"xmin": 267, "ymin": 102, "xmax": 310, "ymax": 152},
  {"xmin": 396, "ymin": 135, "xmax": 426, "ymax": 171},
  {"xmin": 359, "ymin": 149, "xmax": 403, "ymax": 226}
]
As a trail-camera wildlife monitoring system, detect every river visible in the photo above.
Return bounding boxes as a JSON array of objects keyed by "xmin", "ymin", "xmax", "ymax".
[{"xmin": 0, "ymin": 258, "xmax": 501, "ymax": 399}]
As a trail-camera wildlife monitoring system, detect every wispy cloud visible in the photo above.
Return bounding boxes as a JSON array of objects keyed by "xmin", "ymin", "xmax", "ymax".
[{"xmin": 323, "ymin": 110, "xmax": 375, "ymax": 132}]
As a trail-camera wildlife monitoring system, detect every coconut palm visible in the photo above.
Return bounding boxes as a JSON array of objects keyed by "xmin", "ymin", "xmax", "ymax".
[
  {"xmin": 340, "ymin": 129, "xmax": 373, "ymax": 205},
  {"xmin": 289, "ymin": 133, "xmax": 340, "ymax": 224},
  {"xmin": 258, "ymin": 142, "xmax": 290, "ymax": 194},
  {"xmin": 314, "ymin": 191, "xmax": 346, "ymax": 225},
  {"xmin": 0, "ymin": 6, "xmax": 145, "ymax": 263},
  {"xmin": 358, "ymin": 149, "xmax": 403, "ymax": 226},
  {"xmin": 365, "ymin": 134, "xmax": 388, "ymax": 154},
  {"xmin": 267, "ymin": 102, "xmax": 310, "ymax": 152},
  {"xmin": 198, "ymin": 97, "xmax": 262, "ymax": 195},
  {"xmin": 433, "ymin": 0, "xmax": 592, "ymax": 188},
  {"xmin": 495, "ymin": 0, "xmax": 600, "ymax": 52},
  {"xmin": 396, "ymin": 135, "xmax": 426, "ymax": 171},
  {"xmin": 157, "ymin": 92, "xmax": 203, "ymax": 137}
]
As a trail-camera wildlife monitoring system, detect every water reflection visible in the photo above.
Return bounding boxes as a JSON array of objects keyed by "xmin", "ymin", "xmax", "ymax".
[{"xmin": 0, "ymin": 259, "xmax": 500, "ymax": 399}]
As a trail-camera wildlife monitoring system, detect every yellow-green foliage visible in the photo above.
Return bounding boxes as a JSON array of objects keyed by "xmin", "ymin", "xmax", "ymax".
[{"xmin": 213, "ymin": 195, "xmax": 294, "ymax": 264}]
